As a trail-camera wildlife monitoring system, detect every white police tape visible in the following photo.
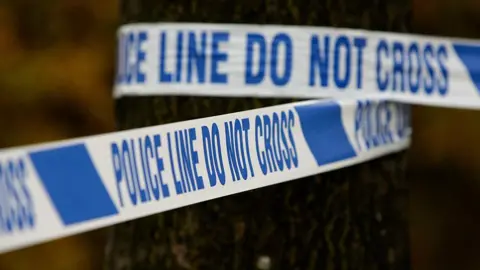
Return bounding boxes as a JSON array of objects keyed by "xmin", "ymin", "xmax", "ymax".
[
  {"xmin": 114, "ymin": 23, "xmax": 480, "ymax": 109},
  {"xmin": 0, "ymin": 98, "xmax": 410, "ymax": 254}
]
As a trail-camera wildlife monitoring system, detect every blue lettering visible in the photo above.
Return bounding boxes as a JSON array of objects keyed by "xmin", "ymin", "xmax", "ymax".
[
  {"xmin": 225, "ymin": 121, "xmax": 241, "ymax": 181},
  {"xmin": 5, "ymin": 163, "xmax": 15, "ymax": 232},
  {"xmin": 254, "ymin": 110, "xmax": 298, "ymax": 176},
  {"xmin": 381, "ymin": 103, "xmax": 393, "ymax": 144},
  {"xmin": 201, "ymin": 126, "xmax": 216, "ymax": 187},
  {"xmin": 175, "ymin": 32, "xmax": 184, "ymax": 82},
  {"xmin": 309, "ymin": 35, "xmax": 330, "ymax": 87},
  {"xmin": 187, "ymin": 31, "xmax": 207, "ymax": 83},
  {"xmin": 263, "ymin": 114, "xmax": 276, "ymax": 173},
  {"xmin": 241, "ymin": 118, "xmax": 255, "ymax": 178},
  {"xmin": 364, "ymin": 101, "xmax": 372, "ymax": 149},
  {"xmin": 423, "ymin": 44, "xmax": 435, "ymax": 95},
  {"xmin": 396, "ymin": 104, "xmax": 411, "ymax": 138},
  {"xmin": 224, "ymin": 118, "xmax": 253, "ymax": 182},
  {"xmin": 234, "ymin": 119, "xmax": 248, "ymax": 180},
  {"xmin": 245, "ymin": 33, "xmax": 266, "ymax": 85},
  {"xmin": 17, "ymin": 160, "xmax": 34, "ymax": 228},
  {"xmin": 407, "ymin": 42, "xmax": 421, "ymax": 94},
  {"xmin": 211, "ymin": 124, "xmax": 226, "ymax": 185},
  {"xmin": 376, "ymin": 39, "xmax": 389, "ymax": 91},
  {"xmin": 271, "ymin": 113, "xmax": 284, "ymax": 171},
  {"xmin": 116, "ymin": 34, "xmax": 125, "ymax": 84},
  {"xmin": 310, "ymin": 35, "xmax": 365, "ymax": 89},
  {"xmin": 354, "ymin": 101, "xmax": 363, "ymax": 151},
  {"xmin": 159, "ymin": 31, "xmax": 173, "ymax": 83},
  {"xmin": 355, "ymin": 101, "xmax": 395, "ymax": 151},
  {"xmin": 178, "ymin": 130, "xmax": 196, "ymax": 192},
  {"xmin": 392, "ymin": 42, "xmax": 405, "ymax": 91},
  {"xmin": 0, "ymin": 158, "xmax": 35, "ymax": 234},
  {"xmin": 7, "ymin": 162, "xmax": 21, "ymax": 229},
  {"xmin": 376, "ymin": 40, "xmax": 449, "ymax": 96},
  {"xmin": 353, "ymin": 37, "xmax": 367, "ymax": 88},
  {"xmin": 0, "ymin": 165, "xmax": 7, "ymax": 232},
  {"xmin": 174, "ymin": 131, "xmax": 188, "ymax": 192},
  {"xmin": 153, "ymin": 134, "xmax": 170, "ymax": 198},
  {"xmin": 125, "ymin": 32, "xmax": 135, "ymax": 84},
  {"xmin": 270, "ymin": 33, "xmax": 293, "ymax": 86},
  {"xmin": 116, "ymin": 31, "xmax": 148, "ymax": 85},
  {"xmin": 139, "ymin": 138, "xmax": 152, "ymax": 202},
  {"xmin": 202, "ymin": 124, "xmax": 227, "ymax": 187},
  {"xmin": 167, "ymin": 132, "xmax": 183, "ymax": 195},
  {"xmin": 211, "ymin": 32, "xmax": 229, "ymax": 84},
  {"xmin": 112, "ymin": 135, "xmax": 169, "ymax": 206},
  {"xmin": 255, "ymin": 116, "xmax": 268, "ymax": 175},
  {"xmin": 287, "ymin": 110, "xmax": 298, "ymax": 168},
  {"xmin": 333, "ymin": 35, "xmax": 351, "ymax": 89},
  {"xmin": 129, "ymin": 139, "xmax": 148, "ymax": 203},
  {"xmin": 437, "ymin": 45, "xmax": 449, "ymax": 96},
  {"xmin": 280, "ymin": 111, "xmax": 292, "ymax": 169},
  {"xmin": 145, "ymin": 136, "xmax": 159, "ymax": 201},
  {"xmin": 111, "ymin": 143, "xmax": 124, "ymax": 207},
  {"xmin": 136, "ymin": 31, "xmax": 147, "ymax": 83},
  {"xmin": 188, "ymin": 128, "xmax": 205, "ymax": 190},
  {"xmin": 121, "ymin": 140, "xmax": 137, "ymax": 205}
]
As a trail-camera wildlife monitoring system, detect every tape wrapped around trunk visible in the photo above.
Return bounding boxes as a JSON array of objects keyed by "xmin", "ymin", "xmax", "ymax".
[{"xmin": 105, "ymin": 0, "xmax": 413, "ymax": 269}]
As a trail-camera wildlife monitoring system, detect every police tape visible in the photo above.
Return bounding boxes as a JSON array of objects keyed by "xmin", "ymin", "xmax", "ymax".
[
  {"xmin": 0, "ymin": 98, "xmax": 410, "ymax": 254},
  {"xmin": 114, "ymin": 23, "xmax": 480, "ymax": 109}
]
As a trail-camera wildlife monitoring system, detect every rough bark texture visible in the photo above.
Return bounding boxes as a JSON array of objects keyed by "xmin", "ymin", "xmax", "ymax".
[{"xmin": 106, "ymin": 0, "xmax": 411, "ymax": 269}]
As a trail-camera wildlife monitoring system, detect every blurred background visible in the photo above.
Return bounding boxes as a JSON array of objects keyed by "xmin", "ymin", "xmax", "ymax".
[{"xmin": 0, "ymin": 0, "xmax": 479, "ymax": 269}]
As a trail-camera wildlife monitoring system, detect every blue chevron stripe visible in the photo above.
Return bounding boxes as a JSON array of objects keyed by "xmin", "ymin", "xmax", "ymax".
[
  {"xmin": 452, "ymin": 43, "xmax": 480, "ymax": 94},
  {"xmin": 294, "ymin": 101, "xmax": 357, "ymax": 166},
  {"xmin": 29, "ymin": 144, "xmax": 118, "ymax": 226}
]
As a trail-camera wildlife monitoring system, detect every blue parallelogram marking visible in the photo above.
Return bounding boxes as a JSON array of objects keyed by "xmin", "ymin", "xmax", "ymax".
[
  {"xmin": 29, "ymin": 144, "xmax": 118, "ymax": 226},
  {"xmin": 452, "ymin": 43, "xmax": 480, "ymax": 94},
  {"xmin": 294, "ymin": 101, "xmax": 357, "ymax": 166}
]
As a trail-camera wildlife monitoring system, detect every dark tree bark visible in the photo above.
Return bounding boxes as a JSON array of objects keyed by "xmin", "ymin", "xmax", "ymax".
[{"xmin": 106, "ymin": 0, "xmax": 412, "ymax": 269}]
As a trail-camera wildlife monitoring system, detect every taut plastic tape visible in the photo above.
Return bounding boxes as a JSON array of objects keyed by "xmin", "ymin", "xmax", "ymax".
[
  {"xmin": 115, "ymin": 23, "xmax": 480, "ymax": 109},
  {"xmin": 0, "ymin": 98, "xmax": 410, "ymax": 254}
]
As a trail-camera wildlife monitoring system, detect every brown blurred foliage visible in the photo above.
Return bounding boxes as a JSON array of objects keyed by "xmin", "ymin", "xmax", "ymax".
[
  {"xmin": 0, "ymin": 0, "xmax": 117, "ymax": 270},
  {"xmin": 407, "ymin": 1, "xmax": 480, "ymax": 270},
  {"xmin": 410, "ymin": 0, "xmax": 480, "ymax": 174},
  {"xmin": 0, "ymin": 0, "xmax": 117, "ymax": 147},
  {"xmin": 0, "ymin": 0, "xmax": 479, "ymax": 269}
]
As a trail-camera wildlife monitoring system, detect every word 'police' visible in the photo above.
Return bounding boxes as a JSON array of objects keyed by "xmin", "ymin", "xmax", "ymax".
[
  {"xmin": 354, "ymin": 100, "xmax": 411, "ymax": 151},
  {"xmin": 111, "ymin": 134, "xmax": 171, "ymax": 208},
  {"xmin": 110, "ymin": 109, "xmax": 300, "ymax": 208}
]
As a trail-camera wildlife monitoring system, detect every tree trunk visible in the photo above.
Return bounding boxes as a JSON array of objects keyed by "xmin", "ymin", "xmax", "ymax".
[{"xmin": 105, "ymin": 0, "xmax": 412, "ymax": 269}]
